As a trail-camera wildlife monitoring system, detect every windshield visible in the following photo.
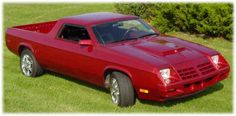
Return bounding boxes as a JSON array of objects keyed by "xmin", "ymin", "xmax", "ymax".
[{"xmin": 92, "ymin": 19, "xmax": 156, "ymax": 44}]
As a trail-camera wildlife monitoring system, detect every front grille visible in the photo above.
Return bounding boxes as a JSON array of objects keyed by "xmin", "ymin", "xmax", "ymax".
[
  {"xmin": 197, "ymin": 62, "xmax": 216, "ymax": 75},
  {"xmin": 177, "ymin": 62, "xmax": 215, "ymax": 80},
  {"xmin": 177, "ymin": 67, "xmax": 199, "ymax": 80}
]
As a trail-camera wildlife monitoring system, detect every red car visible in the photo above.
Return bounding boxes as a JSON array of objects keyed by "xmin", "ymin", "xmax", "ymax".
[{"xmin": 6, "ymin": 12, "xmax": 230, "ymax": 107}]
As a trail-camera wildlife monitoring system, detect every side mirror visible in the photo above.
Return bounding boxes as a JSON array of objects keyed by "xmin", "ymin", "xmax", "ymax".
[{"xmin": 79, "ymin": 40, "xmax": 93, "ymax": 46}]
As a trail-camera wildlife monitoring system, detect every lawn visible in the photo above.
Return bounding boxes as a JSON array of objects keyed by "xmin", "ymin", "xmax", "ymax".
[{"xmin": 3, "ymin": 3, "xmax": 233, "ymax": 112}]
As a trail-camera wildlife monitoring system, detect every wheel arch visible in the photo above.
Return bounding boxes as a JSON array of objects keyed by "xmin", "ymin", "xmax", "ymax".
[
  {"xmin": 18, "ymin": 43, "xmax": 35, "ymax": 55},
  {"xmin": 103, "ymin": 66, "xmax": 134, "ymax": 88}
]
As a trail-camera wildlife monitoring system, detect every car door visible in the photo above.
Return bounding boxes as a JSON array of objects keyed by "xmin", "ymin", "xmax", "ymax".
[{"xmin": 38, "ymin": 24, "xmax": 98, "ymax": 83}]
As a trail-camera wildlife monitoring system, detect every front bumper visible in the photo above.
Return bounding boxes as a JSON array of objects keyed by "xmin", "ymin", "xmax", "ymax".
[{"xmin": 138, "ymin": 66, "xmax": 230, "ymax": 101}]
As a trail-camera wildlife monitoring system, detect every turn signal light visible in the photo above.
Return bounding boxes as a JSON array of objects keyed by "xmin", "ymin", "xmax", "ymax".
[{"xmin": 139, "ymin": 89, "xmax": 149, "ymax": 94}]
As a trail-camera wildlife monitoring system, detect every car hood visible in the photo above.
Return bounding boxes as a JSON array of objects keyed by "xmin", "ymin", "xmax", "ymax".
[{"xmin": 106, "ymin": 35, "xmax": 217, "ymax": 67}]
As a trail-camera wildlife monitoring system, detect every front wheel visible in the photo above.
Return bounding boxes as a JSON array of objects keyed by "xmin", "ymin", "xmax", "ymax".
[
  {"xmin": 20, "ymin": 49, "xmax": 43, "ymax": 77},
  {"xmin": 110, "ymin": 72, "xmax": 136, "ymax": 107}
]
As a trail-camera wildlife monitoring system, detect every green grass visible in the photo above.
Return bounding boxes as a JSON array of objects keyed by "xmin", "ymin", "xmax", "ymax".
[{"xmin": 3, "ymin": 4, "xmax": 233, "ymax": 112}]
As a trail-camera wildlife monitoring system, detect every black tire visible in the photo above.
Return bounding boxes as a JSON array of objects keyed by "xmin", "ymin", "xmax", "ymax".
[
  {"xmin": 20, "ymin": 49, "xmax": 43, "ymax": 77},
  {"xmin": 110, "ymin": 71, "xmax": 135, "ymax": 107}
]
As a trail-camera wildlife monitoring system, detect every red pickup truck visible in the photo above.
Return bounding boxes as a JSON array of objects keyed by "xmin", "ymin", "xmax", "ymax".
[{"xmin": 6, "ymin": 12, "xmax": 230, "ymax": 107}]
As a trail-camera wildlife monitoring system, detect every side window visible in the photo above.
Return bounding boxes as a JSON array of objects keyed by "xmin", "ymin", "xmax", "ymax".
[{"xmin": 58, "ymin": 24, "xmax": 90, "ymax": 42}]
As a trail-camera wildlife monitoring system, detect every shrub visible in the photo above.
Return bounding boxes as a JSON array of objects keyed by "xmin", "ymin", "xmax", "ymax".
[{"xmin": 115, "ymin": 3, "xmax": 233, "ymax": 41}]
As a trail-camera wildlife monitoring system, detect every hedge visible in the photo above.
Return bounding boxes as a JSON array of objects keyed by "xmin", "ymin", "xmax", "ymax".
[{"xmin": 115, "ymin": 3, "xmax": 233, "ymax": 41}]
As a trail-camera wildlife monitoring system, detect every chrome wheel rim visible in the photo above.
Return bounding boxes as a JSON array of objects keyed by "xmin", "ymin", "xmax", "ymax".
[
  {"xmin": 21, "ymin": 54, "xmax": 33, "ymax": 76},
  {"xmin": 110, "ymin": 78, "xmax": 120, "ymax": 104}
]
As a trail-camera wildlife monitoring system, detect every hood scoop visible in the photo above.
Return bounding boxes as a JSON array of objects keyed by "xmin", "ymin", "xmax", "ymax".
[
  {"xmin": 132, "ymin": 39, "xmax": 186, "ymax": 56},
  {"xmin": 161, "ymin": 47, "xmax": 186, "ymax": 56}
]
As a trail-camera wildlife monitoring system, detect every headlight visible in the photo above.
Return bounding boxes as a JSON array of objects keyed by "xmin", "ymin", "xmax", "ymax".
[
  {"xmin": 211, "ymin": 55, "xmax": 219, "ymax": 65},
  {"xmin": 159, "ymin": 68, "xmax": 170, "ymax": 80}
]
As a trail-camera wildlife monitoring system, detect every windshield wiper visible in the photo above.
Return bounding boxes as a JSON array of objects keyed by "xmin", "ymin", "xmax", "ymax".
[
  {"xmin": 138, "ymin": 33, "xmax": 159, "ymax": 38},
  {"xmin": 109, "ymin": 33, "xmax": 158, "ymax": 44},
  {"xmin": 110, "ymin": 37, "xmax": 138, "ymax": 43}
]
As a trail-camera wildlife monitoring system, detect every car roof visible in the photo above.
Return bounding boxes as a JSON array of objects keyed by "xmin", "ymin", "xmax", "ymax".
[{"xmin": 61, "ymin": 12, "xmax": 139, "ymax": 26}]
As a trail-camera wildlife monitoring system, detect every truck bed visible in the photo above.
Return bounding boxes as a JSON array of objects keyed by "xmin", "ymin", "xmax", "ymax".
[
  {"xmin": 13, "ymin": 21, "xmax": 57, "ymax": 33},
  {"xmin": 6, "ymin": 20, "xmax": 58, "ymax": 57}
]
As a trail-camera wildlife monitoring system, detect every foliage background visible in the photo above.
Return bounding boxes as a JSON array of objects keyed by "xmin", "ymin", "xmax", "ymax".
[
  {"xmin": 115, "ymin": 3, "xmax": 233, "ymax": 41},
  {"xmin": 3, "ymin": 3, "xmax": 233, "ymax": 112}
]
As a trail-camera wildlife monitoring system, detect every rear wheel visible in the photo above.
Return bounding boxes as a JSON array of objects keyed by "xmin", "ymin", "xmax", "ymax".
[
  {"xmin": 20, "ymin": 49, "xmax": 43, "ymax": 77},
  {"xmin": 110, "ymin": 71, "xmax": 135, "ymax": 107}
]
